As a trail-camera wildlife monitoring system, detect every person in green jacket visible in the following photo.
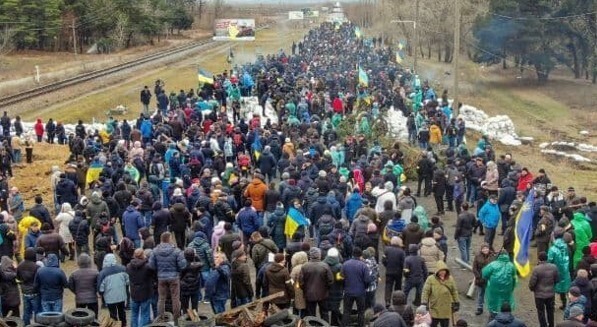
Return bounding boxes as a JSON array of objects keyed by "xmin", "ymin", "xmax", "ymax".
[
  {"xmin": 481, "ymin": 251, "xmax": 517, "ymax": 319},
  {"xmin": 571, "ymin": 212, "xmax": 592, "ymax": 268},
  {"xmin": 548, "ymin": 230, "xmax": 572, "ymax": 309},
  {"xmin": 421, "ymin": 260, "xmax": 460, "ymax": 326}
]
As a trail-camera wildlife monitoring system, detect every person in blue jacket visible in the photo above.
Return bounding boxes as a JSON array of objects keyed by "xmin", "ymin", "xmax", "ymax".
[
  {"xmin": 478, "ymin": 195, "xmax": 501, "ymax": 251},
  {"xmin": 122, "ymin": 200, "xmax": 145, "ymax": 248},
  {"xmin": 205, "ymin": 251, "xmax": 231, "ymax": 314},
  {"xmin": 98, "ymin": 254, "xmax": 129, "ymax": 326},
  {"xmin": 34, "ymin": 253, "xmax": 68, "ymax": 312},
  {"xmin": 140, "ymin": 118, "xmax": 153, "ymax": 145},
  {"xmin": 345, "ymin": 188, "xmax": 363, "ymax": 222}
]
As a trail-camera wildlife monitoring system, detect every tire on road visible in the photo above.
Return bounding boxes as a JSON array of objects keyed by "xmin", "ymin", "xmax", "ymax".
[
  {"xmin": 303, "ymin": 316, "xmax": 330, "ymax": 327},
  {"xmin": 65, "ymin": 308, "xmax": 96, "ymax": 326},
  {"xmin": 2, "ymin": 316, "xmax": 24, "ymax": 327},
  {"xmin": 271, "ymin": 315, "xmax": 299, "ymax": 327},
  {"xmin": 35, "ymin": 312, "xmax": 65, "ymax": 326},
  {"xmin": 263, "ymin": 310, "xmax": 290, "ymax": 326}
]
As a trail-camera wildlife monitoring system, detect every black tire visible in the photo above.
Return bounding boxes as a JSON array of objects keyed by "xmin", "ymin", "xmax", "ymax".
[
  {"xmin": 153, "ymin": 312, "xmax": 174, "ymax": 323},
  {"xmin": 35, "ymin": 312, "xmax": 65, "ymax": 326},
  {"xmin": 263, "ymin": 310, "xmax": 289, "ymax": 326},
  {"xmin": 3, "ymin": 317, "xmax": 24, "ymax": 327},
  {"xmin": 144, "ymin": 324, "xmax": 172, "ymax": 327},
  {"xmin": 26, "ymin": 323, "xmax": 48, "ymax": 327},
  {"xmin": 272, "ymin": 315, "xmax": 299, "ymax": 327},
  {"xmin": 65, "ymin": 308, "xmax": 95, "ymax": 326},
  {"xmin": 303, "ymin": 316, "xmax": 330, "ymax": 327}
]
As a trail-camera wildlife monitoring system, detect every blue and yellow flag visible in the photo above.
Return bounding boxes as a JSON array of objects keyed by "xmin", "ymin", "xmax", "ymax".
[
  {"xmin": 198, "ymin": 69, "xmax": 214, "ymax": 85},
  {"xmin": 251, "ymin": 130, "xmax": 262, "ymax": 161},
  {"xmin": 285, "ymin": 207, "xmax": 308, "ymax": 238},
  {"xmin": 358, "ymin": 65, "xmax": 368, "ymax": 87},
  {"xmin": 513, "ymin": 189, "xmax": 536, "ymax": 277},
  {"xmin": 85, "ymin": 161, "xmax": 104, "ymax": 187},
  {"xmin": 354, "ymin": 27, "xmax": 362, "ymax": 39}
]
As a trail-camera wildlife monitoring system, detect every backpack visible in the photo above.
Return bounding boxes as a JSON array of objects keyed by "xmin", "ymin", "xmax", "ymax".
[{"xmin": 382, "ymin": 225, "xmax": 402, "ymax": 245}]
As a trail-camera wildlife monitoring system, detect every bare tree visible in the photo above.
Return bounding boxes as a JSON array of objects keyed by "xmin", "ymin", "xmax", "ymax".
[
  {"xmin": 214, "ymin": 0, "xmax": 225, "ymax": 20},
  {"xmin": 113, "ymin": 13, "xmax": 129, "ymax": 50}
]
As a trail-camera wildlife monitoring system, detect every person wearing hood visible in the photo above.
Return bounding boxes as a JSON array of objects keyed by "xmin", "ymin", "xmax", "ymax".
[
  {"xmin": 419, "ymin": 229, "xmax": 445, "ymax": 275},
  {"xmin": 349, "ymin": 213, "xmax": 372, "ymax": 241},
  {"xmin": 55, "ymin": 173, "xmax": 78, "ymax": 207},
  {"xmin": 34, "ymin": 118, "xmax": 44, "ymax": 142},
  {"xmin": 258, "ymin": 146, "xmax": 277, "ymax": 182},
  {"xmin": 0, "ymin": 256, "xmax": 20, "ymax": 316},
  {"xmin": 478, "ymin": 195, "xmax": 501, "ymax": 251},
  {"xmin": 549, "ymin": 230, "xmax": 572, "ymax": 310},
  {"xmin": 404, "ymin": 244, "xmax": 428, "ymax": 307},
  {"xmin": 205, "ymin": 251, "xmax": 232, "ymax": 314},
  {"xmin": 389, "ymin": 290, "xmax": 415, "ymax": 326},
  {"xmin": 498, "ymin": 178, "xmax": 516, "ymax": 234},
  {"xmin": 69, "ymin": 210, "xmax": 90, "ymax": 257},
  {"xmin": 482, "ymin": 251, "xmax": 517, "ymax": 319},
  {"xmin": 237, "ymin": 199, "xmax": 261, "ymax": 247},
  {"xmin": 55, "ymin": 202, "xmax": 75, "ymax": 260},
  {"xmin": 397, "ymin": 187, "xmax": 416, "ymax": 222},
  {"xmin": 383, "ymin": 213, "xmax": 406, "ymax": 245},
  {"xmin": 123, "ymin": 200, "xmax": 145, "ymax": 248},
  {"xmin": 345, "ymin": 188, "xmax": 363, "ymax": 223},
  {"xmin": 571, "ymin": 212, "xmax": 592, "ymax": 269},
  {"xmin": 17, "ymin": 248, "xmax": 40, "ymax": 325},
  {"xmin": 68, "ymin": 253, "xmax": 99, "ymax": 317},
  {"xmin": 98, "ymin": 253, "xmax": 129, "ymax": 326},
  {"xmin": 86, "ymin": 191, "xmax": 110, "ymax": 230},
  {"xmin": 188, "ymin": 230, "xmax": 214, "ymax": 302},
  {"xmin": 169, "ymin": 200, "xmax": 192, "ymax": 250},
  {"xmin": 421, "ymin": 260, "xmax": 459, "ymax": 327},
  {"xmin": 36, "ymin": 222, "xmax": 70, "ymax": 260},
  {"xmin": 151, "ymin": 201, "xmax": 170, "ymax": 244},
  {"xmin": 487, "ymin": 302, "xmax": 527, "ymax": 327},
  {"xmin": 290, "ymin": 251, "xmax": 308, "ymax": 317},
  {"xmin": 230, "ymin": 249, "xmax": 253, "ymax": 308},
  {"xmin": 373, "ymin": 181, "xmax": 396, "ymax": 214},
  {"xmin": 244, "ymin": 173, "xmax": 267, "ymax": 213},
  {"xmin": 34, "ymin": 253, "xmax": 67, "ymax": 312},
  {"xmin": 372, "ymin": 303, "xmax": 408, "ymax": 327},
  {"xmin": 180, "ymin": 248, "xmax": 203, "ymax": 312},
  {"xmin": 267, "ymin": 202, "xmax": 287, "ymax": 250},
  {"xmin": 127, "ymin": 249, "xmax": 154, "ymax": 327},
  {"xmin": 402, "ymin": 216, "xmax": 424, "ymax": 248}
]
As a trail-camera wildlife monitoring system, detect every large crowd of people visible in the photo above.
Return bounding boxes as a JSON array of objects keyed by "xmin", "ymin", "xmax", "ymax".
[{"xmin": 0, "ymin": 21, "xmax": 595, "ymax": 327}]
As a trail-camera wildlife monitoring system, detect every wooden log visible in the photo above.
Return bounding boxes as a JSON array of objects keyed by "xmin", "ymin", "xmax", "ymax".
[{"xmin": 214, "ymin": 291, "xmax": 285, "ymax": 319}]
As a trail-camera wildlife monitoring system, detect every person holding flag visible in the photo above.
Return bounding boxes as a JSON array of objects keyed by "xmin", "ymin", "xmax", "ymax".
[
  {"xmin": 513, "ymin": 189, "xmax": 537, "ymax": 277},
  {"xmin": 285, "ymin": 202, "xmax": 309, "ymax": 240}
]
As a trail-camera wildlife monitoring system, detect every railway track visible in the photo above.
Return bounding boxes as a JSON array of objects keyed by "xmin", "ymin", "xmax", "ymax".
[{"xmin": 0, "ymin": 24, "xmax": 269, "ymax": 108}]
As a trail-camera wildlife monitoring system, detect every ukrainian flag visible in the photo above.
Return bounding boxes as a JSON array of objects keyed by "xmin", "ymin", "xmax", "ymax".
[
  {"xmin": 358, "ymin": 65, "xmax": 368, "ymax": 87},
  {"xmin": 354, "ymin": 27, "xmax": 362, "ymax": 39},
  {"xmin": 513, "ymin": 189, "xmax": 536, "ymax": 277},
  {"xmin": 285, "ymin": 207, "xmax": 308, "ymax": 238},
  {"xmin": 86, "ymin": 161, "xmax": 104, "ymax": 187},
  {"xmin": 251, "ymin": 130, "xmax": 262, "ymax": 161},
  {"xmin": 198, "ymin": 69, "xmax": 214, "ymax": 85}
]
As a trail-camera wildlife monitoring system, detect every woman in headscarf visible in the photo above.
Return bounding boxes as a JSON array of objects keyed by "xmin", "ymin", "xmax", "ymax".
[
  {"xmin": 55, "ymin": 203, "xmax": 75, "ymax": 261},
  {"xmin": 0, "ymin": 256, "xmax": 20, "ymax": 316}
]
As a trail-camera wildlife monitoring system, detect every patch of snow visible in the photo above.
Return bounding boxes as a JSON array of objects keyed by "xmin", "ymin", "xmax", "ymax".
[
  {"xmin": 580, "ymin": 130, "xmax": 590, "ymax": 136},
  {"xmin": 458, "ymin": 105, "xmax": 523, "ymax": 146},
  {"xmin": 541, "ymin": 149, "xmax": 592, "ymax": 162},
  {"xmin": 386, "ymin": 108, "xmax": 409, "ymax": 140}
]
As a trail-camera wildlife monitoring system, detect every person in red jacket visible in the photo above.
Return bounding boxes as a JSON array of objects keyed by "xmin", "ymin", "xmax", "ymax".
[
  {"xmin": 34, "ymin": 118, "xmax": 44, "ymax": 142},
  {"xmin": 332, "ymin": 96, "xmax": 344, "ymax": 114},
  {"xmin": 517, "ymin": 168, "xmax": 534, "ymax": 192}
]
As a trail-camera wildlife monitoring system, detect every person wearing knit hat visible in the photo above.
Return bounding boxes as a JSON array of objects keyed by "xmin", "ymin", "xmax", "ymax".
[
  {"xmin": 383, "ymin": 235, "xmax": 405, "ymax": 307},
  {"xmin": 230, "ymin": 248, "xmax": 252, "ymax": 306},
  {"xmin": 566, "ymin": 305, "xmax": 585, "ymax": 322},
  {"xmin": 299, "ymin": 246, "xmax": 333, "ymax": 317},
  {"xmin": 264, "ymin": 253, "xmax": 293, "ymax": 309}
]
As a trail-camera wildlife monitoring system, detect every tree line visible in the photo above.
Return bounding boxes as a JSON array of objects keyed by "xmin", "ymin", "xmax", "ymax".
[{"xmin": 0, "ymin": 0, "xmax": 199, "ymax": 54}]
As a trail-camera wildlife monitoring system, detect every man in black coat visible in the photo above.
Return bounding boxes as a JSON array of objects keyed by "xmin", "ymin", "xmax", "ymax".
[
  {"xmin": 383, "ymin": 236, "xmax": 405, "ymax": 307},
  {"xmin": 127, "ymin": 249, "xmax": 156, "ymax": 327},
  {"xmin": 432, "ymin": 166, "xmax": 447, "ymax": 215},
  {"xmin": 416, "ymin": 153, "xmax": 433, "ymax": 197},
  {"xmin": 29, "ymin": 195, "xmax": 53, "ymax": 229}
]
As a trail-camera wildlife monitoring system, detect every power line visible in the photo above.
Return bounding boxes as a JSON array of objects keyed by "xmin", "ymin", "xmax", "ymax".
[{"xmin": 489, "ymin": 11, "xmax": 597, "ymax": 21}]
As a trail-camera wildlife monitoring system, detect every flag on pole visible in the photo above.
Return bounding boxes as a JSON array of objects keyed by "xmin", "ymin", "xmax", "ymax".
[
  {"xmin": 358, "ymin": 64, "xmax": 368, "ymax": 87},
  {"xmin": 86, "ymin": 161, "xmax": 104, "ymax": 187},
  {"xmin": 396, "ymin": 50, "xmax": 406, "ymax": 64},
  {"xmin": 284, "ymin": 207, "xmax": 308, "ymax": 238},
  {"xmin": 251, "ymin": 129, "xmax": 262, "ymax": 161},
  {"xmin": 354, "ymin": 26, "xmax": 362, "ymax": 39},
  {"xmin": 513, "ymin": 189, "xmax": 536, "ymax": 277},
  {"xmin": 198, "ymin": 69, "xmax": 214, "ymax": 85}
]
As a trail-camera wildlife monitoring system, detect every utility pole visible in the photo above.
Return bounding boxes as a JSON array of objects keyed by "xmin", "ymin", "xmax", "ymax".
[
  {"xmin": 452, "ymin": 0, "xmax": 461, "ymax": 117},
  {"xmin": 72, "ymin": 19, "xmax": 77, "ymax": 56},
  {"xmin": 414, "ymin": 0, "xmax": 419, "ymax": 73}
]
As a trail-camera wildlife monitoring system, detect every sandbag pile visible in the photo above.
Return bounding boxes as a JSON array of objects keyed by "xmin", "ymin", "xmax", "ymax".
[{"xmin": 458, "ymin": 105, "xmax": 523, "ymax": 146}]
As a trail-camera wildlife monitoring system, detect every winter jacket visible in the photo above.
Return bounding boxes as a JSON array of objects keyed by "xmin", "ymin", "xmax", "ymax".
[
  {"xmin": 149, "ymin": 243, "xmax": 187, "ymax": 280},
  {"xmin": 345, "ymin": 192, "xmax": 363, "ymax": 222},
  {"xmin": 349, "ymin": 214, "xmax": 371, "ymax": 239},
  {"xmin": 383, "ymin": 245, "xmax": 405, "ymax": 275},
  {"xmin": 0, "ymin": 256, "xmax": 20, "ymax": 308},
  {"xmin": 402, "ymin": 223, "xmax": 424, "ymax": 248},
  {"xmin": 486, "ymin": 312, "xmax": 527, "ymax": 327},
  {"xmin": 404, "ymin": 245, "xmax": 428, "ymax": 284},
  {"xmin": 55, "ymin": 178, "xmax": 78, "ymax": 206},
  {"xmin": 419, "ymin": 237, "xmax": 445, "ymax": 274},
  {"xmin": 169, "ymin": 203, "xmax": 191, "ymax": 233},
  {"xmin": 265, "ymin": 263, "xmax": 294, "ymax": 305},
  {"xmin": 17, "ymin": 248, "xmax": 39, "ymax": 295},
  {"xmin": 152, "ymin": 208, "xmax": 170, "ymax": 241},
  {"xmin": 473, "ymin": 250, "xmax": 494, "ymax": 287},
  {"xmin": 25, "ymin": 230, "xmax": 41, "ymax": 250},
  {"xmin": 372, "ymin": 310, "xmax": 408, "ymax": 327},
  {"xmin": 300, "ymin": 259, "xmax": 334, "ymax": 302},
  {"xmin": 571, "ymin": 212, "xmax": 592, "ymax": 268},
  {"xmin": 86, "ymin": 193, "xmax": 109, "ymax": 227},
  {"xmin": 126, "ymin": 258, "xmax": 154, "ymax": 302},
  {"xmin": 251, "ymin": 238, "xmax": 279, "ymax": 270},
  {"xmin": 245, "ymin": 179, "xmax": 268, "ymax": 212},
  {"xmin": 69, "ymin": 214, "xmax": 90, "ymax": 246},
  {"xmin": 36, "ymin": 231, "xmax": 69, "ymax": 257},
  {"xmin": 188, "ymin": 232, "xmax": 214, "ymax": 271},
  {"xmin": 564, "ymin": 295, "xmax": 588, "ymax": 320},
  {"xmin": 68, "ymin": 254, "xmax": 99, "ymax": 304},
  {"xmin": 205, "ymin": 262, "xmax": 231, "ymax": 301},
  {"xmin": 548, "ymin": 238, "xmax": 572, "ymax": 294},
  {"xmin": 122, "ymin": 206, "xmax": 144, "ymax": 241},
  {"xmin": 422, "ymin": 261, "xmax": 459, "ymax": 319},
  {"xmin": 231, "ymin": 260, "xmax": 253, "ymax": 300},
  {"xmin": 34, "ymin": 253, "xmax": 68, "ymax": 301},
  {"xmin": 529, "ymin": 261, "xmax": 559, "ymax": 299},
  {"xmin": 180, "ymin": 261, "xmax": 203, "ymax": 296},
  {"xmin": 341, "ymin": 258, "xmax": 373, "ymax": 297},
  {"xmin": 267, "ymin": 207, "xmax": 287, "ymax": 250},
  {"xmin": 479, "ymin": 201, "xmax": 501, "ymax": 229},
  {"xmin": 237, "ymin": 207, "xmax": 261, "ymax": 237},
  {"xmin": 454, "ymin": 211, "xmax": 475, "ymax": 239},
  {"xmin": 482, "ymin": 253, "xmax": 517, "ymax": 313},
  {"xmin": 29, "ymin": 203, "xmax": 53, "ymax": 229},
  {"xmin": 219, "ymin": 232, "xmax": 241, "ymax": 261},
  {"xmin": 97, "ymin": 254, "xmax": 129, "ymax": 304}
]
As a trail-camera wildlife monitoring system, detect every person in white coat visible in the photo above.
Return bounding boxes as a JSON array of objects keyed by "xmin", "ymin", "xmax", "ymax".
[
  {"xmin": 54, "ymin": 202, "xmax": 75, "ymax": 260},
  {"xmin": 373, "ymin": 181, "xmax": 396, "ymax": 214}
]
